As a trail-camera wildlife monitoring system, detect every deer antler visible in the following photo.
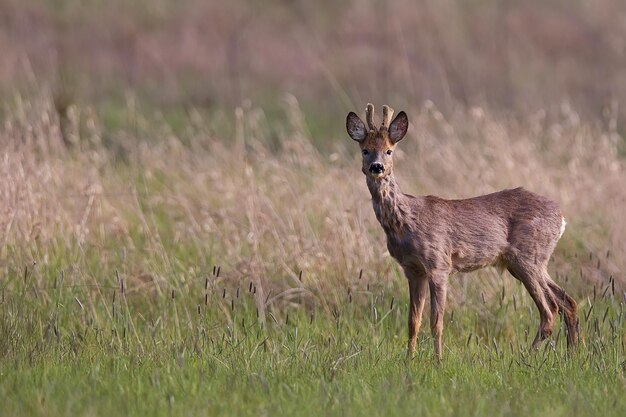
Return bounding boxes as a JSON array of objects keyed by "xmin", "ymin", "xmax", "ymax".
[
  {"xmin": 381, "ymin": 105, "xmax": 394, "ymax": 130},
  {"xmin": 365, "ymin": 103, "xmax": 376, "ymax": 131}
]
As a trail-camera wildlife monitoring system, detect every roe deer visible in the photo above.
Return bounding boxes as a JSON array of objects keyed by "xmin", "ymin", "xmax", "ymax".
[{"xmin": 346, "ymin": 104, "xmax": 578, "ymax": 362}]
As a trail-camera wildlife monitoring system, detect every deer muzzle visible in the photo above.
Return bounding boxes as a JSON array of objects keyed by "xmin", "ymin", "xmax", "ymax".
[{"xmin": 369, "ymin": 163, "xmax": 385, "ymax": 175}]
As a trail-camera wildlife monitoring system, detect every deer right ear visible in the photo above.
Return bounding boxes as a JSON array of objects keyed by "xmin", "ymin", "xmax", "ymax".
[
  {"xmin": 346, "ymin": 112, "xmax": 367, "ymax": 142},
  {"xmin": 388, "ymin": 111, "xmax": 409, "ymax": 143}
]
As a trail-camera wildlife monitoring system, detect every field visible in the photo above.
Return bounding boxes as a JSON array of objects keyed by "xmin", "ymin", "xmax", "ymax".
[
  {"xmin": 1, "ymin": 94, "xmax": 625, "ymax": 416},
  {"xmin": 1, "ymin": 1, "xmax": 626, "ymax": 416}
]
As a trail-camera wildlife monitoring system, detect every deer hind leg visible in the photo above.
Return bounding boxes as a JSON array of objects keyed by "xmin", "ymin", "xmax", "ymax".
[
  {"xmin": 407, "ymin": 276, "xmax": 428, "ymax": 359},
  {"xmin": 507, "ymin": 263, "xmax": 557, "ymax": 349},
  {"xmin": 544, "ymin": 273, "xmax": 579, "ymax": 348},
  {"xmin": 429, "ymin": 276, "xmax": 448, "ymax": 363}
]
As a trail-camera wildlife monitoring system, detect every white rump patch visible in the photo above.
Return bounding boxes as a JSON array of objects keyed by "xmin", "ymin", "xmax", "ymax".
[{"xmin": 559, "ymin": 217, "xmax": 567, "ymax": 239}]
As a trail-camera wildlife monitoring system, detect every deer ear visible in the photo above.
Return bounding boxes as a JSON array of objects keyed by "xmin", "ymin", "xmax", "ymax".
[
  {"xmin": 388, "ymin": 111, "xmax": 409, "ymax": 143},
  {"xmin": 346, "ymin": 112, "xmax": 367, "ymax": 142}
]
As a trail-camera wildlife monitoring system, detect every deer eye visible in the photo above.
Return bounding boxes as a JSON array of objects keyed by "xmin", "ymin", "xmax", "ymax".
[
  {"xmin": 386, "ymin": 149, "xmax": 393, "ymax": 155},
  {"xmin": 362, "ymin": 149, "xmax": 369, "ymax": 156}
]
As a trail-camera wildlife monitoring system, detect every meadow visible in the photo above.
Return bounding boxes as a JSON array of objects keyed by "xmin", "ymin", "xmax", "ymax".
[
  {"xmin": 0, "ymin": 93, "xmax": 624, "ymax": 416},
  {"xmin": 1, "ymin": 0, "xmax": 626, "ymax": 415}
]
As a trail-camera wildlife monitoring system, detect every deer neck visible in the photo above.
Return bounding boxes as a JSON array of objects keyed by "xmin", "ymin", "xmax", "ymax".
[{"xmin": 366, "ymin": 173, "xmax": 410, "ymax": 235}]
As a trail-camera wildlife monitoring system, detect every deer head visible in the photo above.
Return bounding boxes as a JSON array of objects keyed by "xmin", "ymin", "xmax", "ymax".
[{"xmin": 346, "ymin": 103, "xmax": 409, "ymax": 179}]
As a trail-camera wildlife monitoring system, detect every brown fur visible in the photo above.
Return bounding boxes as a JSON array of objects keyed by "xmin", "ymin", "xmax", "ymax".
[{"xmin": 346, "ymin": 104, "xmax": 579, "ymax": 362}]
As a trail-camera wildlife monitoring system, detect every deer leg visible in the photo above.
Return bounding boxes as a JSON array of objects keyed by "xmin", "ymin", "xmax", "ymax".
[
  {"xmin": 429, "ymin": 276, "xmax": 448, "ymax": 363},
  {"xmin": 407, "ymin": 276, "xmax": 428, "ymax": 359},
  {"xmin": 526, "ymin": 280, "xmax": 555, "ymax": 349},
  {"xmin": 540, "ymin": 276, "xmax": 560, "ymax": 328},
  {"xmin": 543, "ymin": 272, "xmax": 579, "ymax": 348},
  {"xmin": 509, "ymin": 264, "xmax": 556, "ymax": 349}
]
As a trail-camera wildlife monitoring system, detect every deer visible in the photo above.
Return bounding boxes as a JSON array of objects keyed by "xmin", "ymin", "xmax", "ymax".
[{"xmin": 346, "ymin": 103, "xmax": 579, "ymax": 362}]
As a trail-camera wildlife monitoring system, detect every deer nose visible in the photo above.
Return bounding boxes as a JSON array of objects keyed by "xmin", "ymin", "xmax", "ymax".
[{"xmin": 369, "ymin": 163, "xmax": 384, "ymax": 174}]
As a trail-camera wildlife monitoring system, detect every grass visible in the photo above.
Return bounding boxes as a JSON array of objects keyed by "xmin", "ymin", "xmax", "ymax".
[
  {"xmin": 0, "ymin": 94, "xmax": 624, "ymax": 416},
  {"xmin": 1, "ymin": 268, "xmax": 625, "ymax": 417},
  {"xmin": 3, "ymin": 2, "xmax": 626, "ymax": 413}
]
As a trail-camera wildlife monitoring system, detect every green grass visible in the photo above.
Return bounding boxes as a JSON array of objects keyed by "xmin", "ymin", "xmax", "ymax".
[{"xmin": 1, "ymin": 264, "xmax": 624, "ymax": 417}]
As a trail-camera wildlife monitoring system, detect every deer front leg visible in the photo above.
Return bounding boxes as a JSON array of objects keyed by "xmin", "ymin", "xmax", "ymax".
[
  {"xmin": 407, "ymin": 275, "xmax": 428, "ymax": 359},
  {"xmin": 429, "ymin": 276, "xmax": 448, "ymax": 363}
]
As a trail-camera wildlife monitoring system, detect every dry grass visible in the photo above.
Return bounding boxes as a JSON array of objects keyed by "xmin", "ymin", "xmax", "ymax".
[{"xmin": 1, "ymin": 94, "xmax": 623, "ymax": 320}]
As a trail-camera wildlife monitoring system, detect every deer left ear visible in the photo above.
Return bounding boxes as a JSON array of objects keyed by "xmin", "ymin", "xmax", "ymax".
[
  {"xmin": 346, "ymin": 112, "xmax": 367, "ymax": 142},
  {"xmin": 388, "ymin": 111, "xmax": 409, "ymax": 143}
]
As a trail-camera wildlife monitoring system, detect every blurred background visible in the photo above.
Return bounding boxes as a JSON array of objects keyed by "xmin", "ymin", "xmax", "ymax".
[
  {"xmin": 0, "ymin": 0, "xmax": 624, "ymax": 303},
  {"xmin": 2, "ymin": 0, "xmax": 626, "ymax": 132}
]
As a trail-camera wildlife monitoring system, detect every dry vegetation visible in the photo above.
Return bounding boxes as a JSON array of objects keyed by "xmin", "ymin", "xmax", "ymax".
[{"xmin": 1, "ymin": 93, "xmax": 623, "ymax": 316}]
